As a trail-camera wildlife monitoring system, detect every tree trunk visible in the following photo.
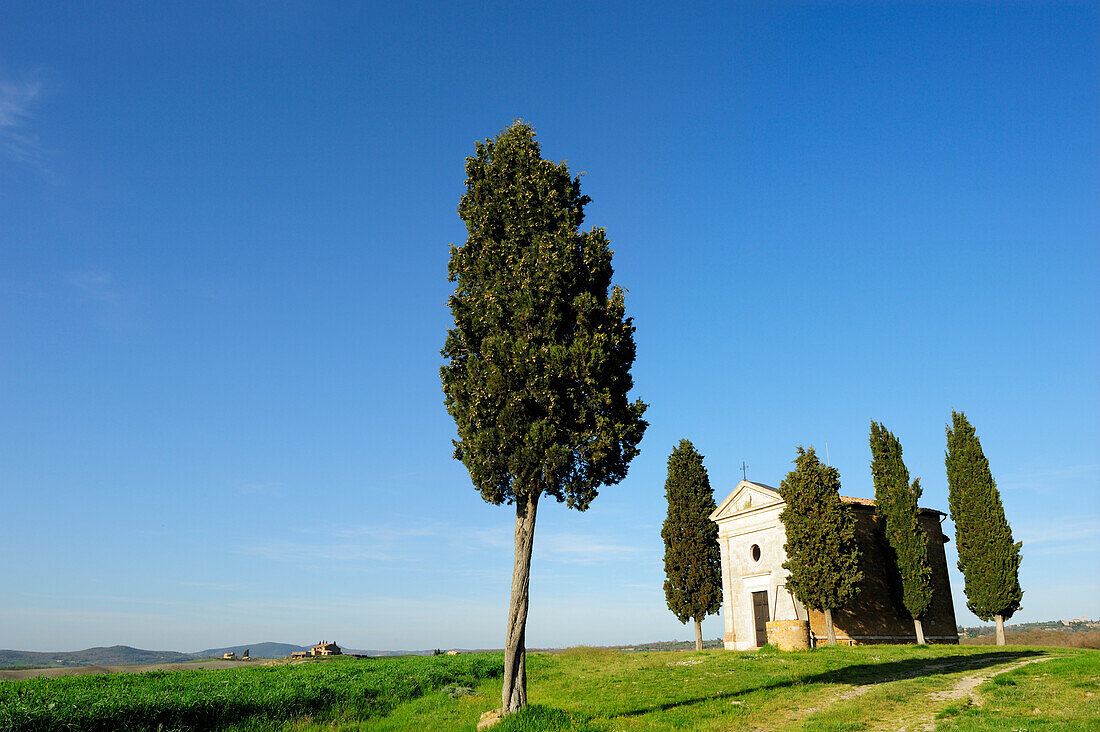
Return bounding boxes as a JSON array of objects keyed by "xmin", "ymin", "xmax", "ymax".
[
  {"xmin": 501, "ymin": 491, "xmax": 540, "ymax": 714},
  {"xmin": 824, "ymin": 608, "xmax": 837, "ymax": 646},
  {"xmin": 914, "ymin": 618, "xmax": 926, "ymax": 644},
  {"xmin": 694, "ymin": 618, "xmax": 703, "ymax": 651},
  {"xmin": 995, "ymin": 614, "xmax": 1005, "ymax": 646}
]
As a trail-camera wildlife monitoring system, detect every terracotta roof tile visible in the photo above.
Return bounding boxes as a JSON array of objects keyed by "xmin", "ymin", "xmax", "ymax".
[
  {"xmin": 840, "ymin": 494, "xmax": 945, "ymax": 516},
  {"xmin": 840, "ymin": 495, "xmax": 876, "ymax": 506}
]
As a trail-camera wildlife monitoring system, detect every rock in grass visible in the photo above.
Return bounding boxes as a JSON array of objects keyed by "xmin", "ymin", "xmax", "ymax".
[{"xmin": 477, "ymin": 708, "xmax": 502, "ymax": 730}]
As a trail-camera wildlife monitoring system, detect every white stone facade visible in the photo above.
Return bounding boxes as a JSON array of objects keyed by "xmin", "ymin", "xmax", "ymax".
[{"xmin": 709, "ymin": 481, "xmax": 806, "ymax": 651}]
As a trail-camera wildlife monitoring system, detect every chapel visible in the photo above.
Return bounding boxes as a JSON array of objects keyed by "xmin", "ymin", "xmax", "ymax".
[{"xmin": 710, "ymin": 480, "xmax": 959, "ymax": 649}]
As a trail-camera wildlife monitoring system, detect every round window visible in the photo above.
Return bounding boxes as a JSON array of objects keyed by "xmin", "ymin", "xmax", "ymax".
[{"xmin": 750, "ymin": 544, "xmax": 761, "ymax": 561}]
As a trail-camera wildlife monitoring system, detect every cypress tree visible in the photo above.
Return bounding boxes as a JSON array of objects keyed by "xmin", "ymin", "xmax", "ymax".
[
  {"xmin": 442, "ymin": 122, "xmax": 648, "ymax": 713},
  {"xmin": 778, "ymin": 446, "xmax": 862, "ymax": 645},
  {"xmin": 661, "ymin": 440, "xmax": 723, "ymax": 651},
  {"xmin": 869, "ymin": 421, "xmax": 933, "ymax": 643},
  {"xmin": 945, "ymin": 411, "xmax": 1022, "ymax": 646}
]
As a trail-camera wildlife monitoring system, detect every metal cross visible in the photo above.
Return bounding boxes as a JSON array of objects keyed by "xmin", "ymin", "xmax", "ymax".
[{"xmin": 741, "ymin": 461, "xmax": 748, "ymax": 480}]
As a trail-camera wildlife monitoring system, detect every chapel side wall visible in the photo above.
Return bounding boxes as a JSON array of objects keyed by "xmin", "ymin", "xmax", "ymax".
[
  {"xmin": 919, "ymin": 512, "xmax": 959, "ymax": 642},
  {"xmin": 807, "ymin": 507, "xmax": 913, "ymax": 643},
  {"xmin": 806, "ymin": 508, "xmax": 959, "ymax": 644}
]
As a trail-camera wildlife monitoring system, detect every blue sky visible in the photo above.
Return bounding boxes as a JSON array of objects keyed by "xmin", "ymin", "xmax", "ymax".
[{"xmin": 1, "ymin": 2, "xmax": 1096, "ymax": 653}]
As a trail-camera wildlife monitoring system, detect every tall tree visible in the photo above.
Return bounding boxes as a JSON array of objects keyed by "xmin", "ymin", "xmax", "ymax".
[
  {"xmin": 945, "ymin": 411, "xmax": 1022, "ymax": 646},
  {"xmin": 441, "ymin": 122, "xmax": 647, "ymax": 714},
  {"xmin": 869, "ymin": 421, "xmax": 933, "ymax": 643},
  {"xmin": 778, "ymin": 446, "xmax": 862, "ymax": 645},
  {"xmin": 661, "ymin": 439, "xmax": 723, "ymax": 651}
]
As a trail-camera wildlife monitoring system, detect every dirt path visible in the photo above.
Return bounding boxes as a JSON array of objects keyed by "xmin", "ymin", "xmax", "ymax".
[
  {"xmin": 769, "ymin": 653, "xmax": 1052, "ymax": 731},
  {"xmin": 905, "ymin": 655, "xmax": 1054, "ymax": 731}
]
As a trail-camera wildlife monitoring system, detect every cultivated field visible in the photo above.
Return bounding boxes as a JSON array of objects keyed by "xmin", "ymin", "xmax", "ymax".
[{"xmin": 1, "ymin": 645, "xmax": 1096, "ymax": 731}]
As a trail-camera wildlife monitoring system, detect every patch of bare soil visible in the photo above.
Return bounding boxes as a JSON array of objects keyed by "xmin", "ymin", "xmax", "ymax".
[{"xmin": 0, "ymin": 659, "xmax": 269, "ymax": 681}]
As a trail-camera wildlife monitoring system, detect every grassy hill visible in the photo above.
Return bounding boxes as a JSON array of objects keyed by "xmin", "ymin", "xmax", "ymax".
[
  {"xmin": 1, "ymin": 644, "xmax": 1095, "ymax": 730},
  {"xmin": 0, "ymin": 645, "xmax": 199, "ymax": 669}
]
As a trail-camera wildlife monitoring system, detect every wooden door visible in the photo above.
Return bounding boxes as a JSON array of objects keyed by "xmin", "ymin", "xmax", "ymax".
[{"xmin": 752, "ymin": 591, "xmax": 769, "ymax": 647}]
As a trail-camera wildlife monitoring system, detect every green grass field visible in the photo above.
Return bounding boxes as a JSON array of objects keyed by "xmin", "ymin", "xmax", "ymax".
[{"xmin": 2, "ymin": 645, "xmax": 1096, "ymax": 731}]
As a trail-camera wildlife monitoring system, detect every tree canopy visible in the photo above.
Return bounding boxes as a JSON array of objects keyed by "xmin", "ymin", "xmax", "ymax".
[
  {"xmin": 870, "ymin": 421, "xmax": 933, "ymax": 641},
  {"xmin": 442, "ymin": 121, "xmax": 647, "ymax": 511},
  {"xmin": 945, "ymin": 411, "xmax": 1022, "ymax": 625},
  {"xmin": 661, "ymin": 440, "xmax": 723, "ymax": 649},
  {"xmin": 441, "ymin": 122, "xmax": 647, "ymax": 712},
  {"xmin": 779, "ymin": 446, "xmax": 862, "ymax": 642}
]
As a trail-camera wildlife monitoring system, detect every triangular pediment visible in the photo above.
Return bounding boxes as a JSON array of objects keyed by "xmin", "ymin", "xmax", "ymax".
[{"xmin": 710, "ymin": 480, "xmax": 782, "ymax": 521}]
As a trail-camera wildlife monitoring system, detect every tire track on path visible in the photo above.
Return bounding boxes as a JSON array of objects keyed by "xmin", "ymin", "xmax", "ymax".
[
  {"xmin": 906, "ymin": 655, "xmax": 1054, "ymax": 732},
  {"xmin": 762, "ymin": 652, "xmax": 1050, "ymax": 731}
]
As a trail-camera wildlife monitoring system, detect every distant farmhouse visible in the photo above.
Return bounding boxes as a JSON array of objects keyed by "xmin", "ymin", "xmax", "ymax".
[
  {"xmin": 711, "ymin": 480, "xmax": 959, "ymax": 649},
  {"xmin": 312, "ymin": 640, "xmax": 341, "ymax": 656},
  {"xmin": 291, "ymin": 641, "xmax": 342, "ymax": 659}
]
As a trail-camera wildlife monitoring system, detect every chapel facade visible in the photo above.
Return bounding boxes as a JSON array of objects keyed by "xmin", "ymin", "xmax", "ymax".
[{"xmin": 710, "ymin": 480, "xmax": 959, "ymax": 649}]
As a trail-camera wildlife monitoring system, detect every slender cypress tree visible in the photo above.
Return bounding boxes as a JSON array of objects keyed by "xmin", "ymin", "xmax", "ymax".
[
  {"xmin": 869, "ymin": 421, "xmax": 933, "ymax": 643},
  {"xmin": 945, "ymin": 411, "xmax": 1022, "ymax": 645},
  {"xmin": 778, "ymin": 446, "xmax": 862, "ymax": 645},
  {"xmin": 661, "ymin": 440, "xmax": 723, "ymax": 651},
  {"xmin": 442, "ymin": 122, "xmax": 647, "ymax": 713}
]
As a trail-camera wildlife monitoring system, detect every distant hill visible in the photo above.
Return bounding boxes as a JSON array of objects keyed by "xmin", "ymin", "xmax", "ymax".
[
  {"xmin": 0, "ymin": 645, "xmax": 200, "ymax": 669},
  {"xmin": 195, "ymin": 643, "xmax": 438, "ymax": 658},
  {"xmin": 196, "ymin": 643, "xmax": 309, "ymax": 659},
  {"xmin": 0, "ymin": 642, "xmax": 442, "ymax": 669}
]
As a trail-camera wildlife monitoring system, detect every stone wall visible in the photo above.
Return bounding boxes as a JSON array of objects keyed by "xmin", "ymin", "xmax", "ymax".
[
  {"xmin": 806, "ymin": 507, "xmax": 959, "ymax": 645},
  {"xmin": 766, "ymin": 620, "xmax": 810, "ymax": 651}
]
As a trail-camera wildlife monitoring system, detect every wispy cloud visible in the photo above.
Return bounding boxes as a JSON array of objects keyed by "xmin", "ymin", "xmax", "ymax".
[
  {"xmin": 328, "ymin": 522, "xmax": 457, "ymax": 541},
  {"xmin": 236, "ymin": 481, "xmax": 281, "ymax": 496},
  {"xmin": 0, "ymin": 74, "xmax": 47, "ymax": 171},
  {"xmin": 242, "ymin": 541, "xmax": 400, "ymax": 565},
  {"xmin": 67, "ymin": 268, "xmax": 122, "ymax": 305},
  {"xmin": 64, "ymin": 266, "xmax": 142, "ymax": 332},
  {"xmin": 243, "ymin": 517, "xmax": 641, "ymax": 570},
  {"xmin": 998, "ymin": 463, "xmax": 1100, "ymax": 492},
  {"xmin": 0, "ymin": 606, "xmax": 173, "ymax": 625},
  {"xmin": 178, "ymin": 581, "xmax": 241, "ymax": 592},
  {"xmin": 239, "ymin": 518, "xmax": 456, "ymax": 569},
  {"xmin": 1016, "ymin": 516, "xmax": 1100, "ymax": 558},
  {"xmin": 538, "ymin": 532, "xmax": 642, "ymax": 564}
]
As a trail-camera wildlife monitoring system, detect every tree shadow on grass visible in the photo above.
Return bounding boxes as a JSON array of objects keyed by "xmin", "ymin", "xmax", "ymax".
[{"xmin": 609, "ymin": 649, "xmax": 1046, "ymax": 719}]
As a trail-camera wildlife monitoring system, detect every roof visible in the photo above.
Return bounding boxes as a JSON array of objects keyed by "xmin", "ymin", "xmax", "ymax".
[
  {"xmin": 840, "ymin": 495, "xmax": 875, "ymax": 507},
  {"xmin": 841, "ymin": 495, "xmax": 945, "ymax": 516},
  {"xmin": 710, "ymin": 480, "xmax": 783, "ymax": 521},
  {"xmin": 711, "ymin": 480, "xmax": 946, "ymax": 522}
]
